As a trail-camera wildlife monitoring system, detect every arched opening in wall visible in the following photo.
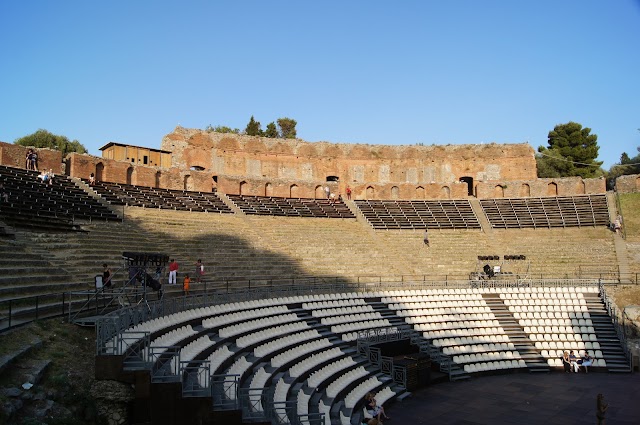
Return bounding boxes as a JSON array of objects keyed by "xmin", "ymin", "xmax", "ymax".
[
  {"xmin": 184, "ymin": 175, "xmax": 193, "ymax": 191},
  {"xmin": 441, "ymin": 186, "xmax": 451, "ymax": 199},
  {"xmin": 391, "ymin": 186, "xmax": 400, "ymax": 199},
  {"xmin": 494, "ymin": 185, "xmax": 505, "ymax": 198},
  {"xmin": 190, "ymin": 165, "xmax": 205, "ymax": 171},
  {"xmin": 459, "ymin": 176, "xmax": 474, "ymax": 196},
  {"xmin": 212, "ymin": 176, "xmax": 218, "ymax": 192},
  {"xmin": 95, "ymin": 163, "xmax": 104, "ymax": 182},
  {"xmin": 577, "ymin": 181, "xmax": 586, "ymax": 195},
  {"xmin": 290, "ymin": 184, "xmax": 299, "ymax": 198},
  {"xmin": 326, "ymin": 176, "xmax": 339, "ymax": 182},
  {"xmin": 547, "ymin": 182, "xmax": 558, "ymax": 196},
  {"xmin": 520, "ymin": 183, "xmax": 530, "ymax": 197},
  {"xmin": 265, "ymin": 183, "xmax": 273, "ymax": 197},
  {"xmin": 155, "ymin": 171, "xmax": 161, "ymax": 188},
  {"xmin": 366, "ymin": 186, "xmax": 375, "ymax": 199},
  {"xmin": 126, "ymin": 167, "xmax": 134, "ymax": 185},
  {"xmin": 239, "ymin": 181, "xmax": 248, "ymax": 195},
  {"xmin": 415, "ymin": 186, "xmax": 425, "ymax": 199},
  {"xmin": 315, "ymin": 185, "xmax": 324, "ymax": 199}
]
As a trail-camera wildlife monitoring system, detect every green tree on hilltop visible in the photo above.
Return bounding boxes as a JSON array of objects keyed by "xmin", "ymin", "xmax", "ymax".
[
  {"xmin": 536, "ymin": 121, "xmax": 603, "ymax": 178},
  {"xmin": 14, "ymin": 129, "xmax": 87, "ymax": 157},
  {"xmin": 245, "ymin": 116, "xmax": 263, "ymax": 136},
  {"xmin": 264, "ymin": 122, "xmax": 279, "ymax": 138},
  {"xmin": 277, "ymin": 117, "xmax": 297, "ymax": 139}
]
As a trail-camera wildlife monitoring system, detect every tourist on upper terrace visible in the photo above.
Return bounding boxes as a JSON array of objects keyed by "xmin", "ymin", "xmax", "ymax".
[
  {"xmin": 0, "ymin": 181, "xmax": 8, "ymax": 203},
  {"xmin": 324, "ymin": 186, "xmax": 330, "ymax": 199},
  {"xmin": 195, "ymin": 259, "xmax": 204, "ymax": 283},
  {"xmin": 613, "ymin": 215, "xmax": 622, "ymax": 235},
  {"xmin": 89, "ymin": 172, "xmax": 95, "ymax": 185},
  {"xmin": 346, "ymin": 186, "xmax": 352, "ymax": 200},
  {"xmin": 29, "ymin": 150, "xmax": 38, "ymax": 171},
  {"xmin": 168, "ymin": 259, "xmax": 179, "ymax": 285}
]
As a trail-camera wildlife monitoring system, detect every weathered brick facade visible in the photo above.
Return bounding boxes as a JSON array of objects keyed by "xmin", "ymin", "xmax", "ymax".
[
  {"xmin": 615, "ymin": 174, "xmax": 640, "ymax": 193},
  {"xmin": 0, "ymin": 142, "xmax": 63, "ymax": 174}
]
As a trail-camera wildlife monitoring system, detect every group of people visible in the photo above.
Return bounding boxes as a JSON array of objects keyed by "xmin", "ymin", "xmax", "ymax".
[
  {"xmin": 25, "ymin": 149, "xmax": 38, "ymax": 171},
  {"xmin": 167, "ymin": 258, "xmax": 205, "ymax": 295},
  {"xmin": 562, "ymin": 350, "xmax": 593, "ymax": 373},
  {"xmin": 363, "ymin": 392, "xmax": 390, "ymax": 425},
  {"xmin": 37, "ymin": 169, "xmax": 55, "ymax": 186},
  {"xmin": 324, "ymin": 185, "xmax": 353, "ymax": 202}
]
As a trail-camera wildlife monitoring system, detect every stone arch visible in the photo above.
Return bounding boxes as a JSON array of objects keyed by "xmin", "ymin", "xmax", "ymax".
[
  {"xmin": 315, "ymin": 185, "xmax": 324, "ymax": 199},
  {"xmin": 494, "ymin": 185, "xmax": 505, "ymax": 198},
  {"xmin": 290, "ymin": 184, "xmax": 299, "ymax": 198},
  {"xmin": 265, "ymin": 183, "xmax": 273, "ymax": 197},
  {"xmin": 126, "ymin": 167, "xmax": 134, "ymax": 185},
  {"xmin": 184, "ymin": 175, "xmax": 193, "ymax": 191},
  {"xmin": 519, "ymin": 183, "xmax": 530, "ymax": 197},
  {"xmin": 391, "ymin": 186, "xmax": 400, "ymax": 199},
  {"xmin": 547, "ymin": 182, "xmax": 558, "ymax": 196},
  {"xmin": 211, "ymin": 176, "xmax": 218, "ymax": 192},
  {"xmin": 239, "ymin": 181, "xmax": 248, "ymax": 195},
  {"xmin": 441, "ymin": 186, "xmax": 451, "ymax": 199},
  {"xmin": 95, "ymin": 162, "xmax": 104, "ymax": 182},
  {"xmin": 155, "ymin": 171, "xmax": 161, "ymax": 188},
  {"xmin": 366, "ymin": 186, "xmax": 375, "ymax": 199},
  {"xmin": 415, "ymin": 186, "xmax": 425, "ymax": 199},
  {"xmin": 459, "ymin": 177, "xmax": 474, "ymax": 196},
  {"xmin": 576, "ymin": 180, "xmax": 586, "ymax": 195},
  {"xmin": 297, "ymin": 144, "xmax": 318, "ymax": 158}
]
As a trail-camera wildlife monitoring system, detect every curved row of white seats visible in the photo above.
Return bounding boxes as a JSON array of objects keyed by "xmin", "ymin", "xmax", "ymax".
[
  {"xmin": 297, "ymin": 389, "xmax": 311, "ymax": 415},
  {"xmin": 270, "ymin": 338, "xmax": 333, "ymax": 368},
  {"xmin": 407, "ymin": 315, "xmax": 497, "ymax": 325},
  {"xmin": 171, "ymin": 334, "xmax": 215, "ymax": 372},
  {"xmin": 342, "ymin": 327, "xmax": 400, "ymax": 342},
  {"xmin": 464, "ymin": 360, "xmax": 526, "ymax": 372},
  {"xmin": 403, "ymin": 311, "xmax": 496, "ymax": 322},
  {"xmin": 497, "ymin": 286, "xmax": 598, "ymax": 293},
  {"xmin": 453, "ymin": 351, "xmax": 522, "ymax": 363},
  {"xmin": 248, "ymin": 367, "xmax": 270, "ymax": 412},
  {"xmin": 432, "ymin": 334, "xmax": 510, "ymax": 347},
  {"xmin": 514, "ymin": 311, "xmax": 591, "ymax": 320},
  {"xmin": 331, "ymin": 319, "xmax": 391, "ymax": 334},
  {"xmin": 548, "ymin": 357, "xmax": 607, "ymax": 367},
  {"xmin": 313, "ymin": 305, "xmax": 374, "ymax": 318},
  {"xmin": 304, "ymin": 298, "xmax": 367, "ymax": 310},
  {"xmin": 398, "ymin": 307, "xmax": 493, "ymax": 317},
  {"xmin": 529, "ymin": 333, "xmax": 597, "ymax": 343},
  {"xmin": 145, "ymin": 325, "xmax": 198, "ymax": 362},
  {"xmin": 390, "ymin": 300, "xmax": 488, "ymax": 310},
  {"xmin": 443, "ymin": 342, "xmax": 516, "ymax": 355},
  {"xmin": 255, "ymin": 329, "xmax": 321, "ymax": 358},
  {"xmin": 274, "ymin": 377, "xmax": 291, "ymax": 404},
  {"xmin": 289, "ymin": 347, "xmax": 344, "ymax": 378},
  {"xmin": 504, "ymin": 298, "xmax": 586, "ymax": 307},
  {"xmin": 501, "ymin": 292, "xmax": 586, "ymax": 300},
  {"xmin": 415, "ymin": 319, "xmax": 501, "ymax": 330},
  {"xmin": 308, "ymin": 356, "xmax": 357, "ymax": 388},
  {"xmin": 422, "ymin": 326, "xmax": 506, "ymax": 339},
  {"xmin": 509, "ymin": 305, "xmax": 588, "ymax": 313},
  {"xmin": 533, "ymin": 340, "xmax": 597, "ymax": 351},
  {"xmin": 237, "ymin": 321, "xmax": 309, "ymax": 349},
  {"xmin": 319, "ymin": 399, "xmax": 332, "ymax": 425},
  {"xmin": 325, "ymin": 366, "xmax": 369, "ymax": 398},
  {"xmin": 382, "ymin": 293, "xmax": 484, "ymax": 303},
  {"xmin": 520, "ymin": 319, "xmax": 593, "ymax": 328},
  {"xmin": 215, "ymin": 310, "xmax": 295, "ymax": 337},
  {"xmin": 200, "ymin": 344, "xmax": 233, "ymax": 385},
  {"xmin": 541, "ymin": 349, "xmax": 602, "ymax": 359},
  {"xmin": 321, "ymin": 312, "xmax": 382, "ymax": 325},
  {"xmin": 342, "ymin": 376, "xmax": 382, "ymax": 412},
  {"xmin": 525, "ymin": 324, "xmax": 594, "ymax": 334},
  {"xmin": 225, "ymin": 356, "xmax": 252, "ymax": 400}
]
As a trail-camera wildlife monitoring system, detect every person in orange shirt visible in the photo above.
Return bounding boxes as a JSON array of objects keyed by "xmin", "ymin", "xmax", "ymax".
[{"xmin": 183, "ymin": 273, "xmax": 191, "ymax": 296}]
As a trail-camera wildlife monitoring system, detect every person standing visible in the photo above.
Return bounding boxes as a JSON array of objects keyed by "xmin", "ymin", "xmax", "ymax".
[
  {"xmin": 324, "ymin": 185, "xmax": 330, "ymax": 199},
  {"xmin": 102, "ymin": 263, "xmax": 112, "ymax": 289},
  {"xmin": 168, "ymin": 258, "xmax": 179, "ymax": 285},
  {"xmin": 346, "ymin": 186, "xmax": 352, "ymax": 200},
  {"xmin": 183, "ymin": 273, "xmax": 191, "ymax": 296},
  {"xmin": 194, "ymin": 259, "xmax": 204, "ymax": 283},
  {"xmin": 423, "ymin": 229, "xmax": 429, "ymax": 247}
]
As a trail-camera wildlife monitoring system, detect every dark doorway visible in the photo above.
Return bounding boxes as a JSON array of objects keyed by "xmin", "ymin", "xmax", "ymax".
[
  {"xmin": 326, "ymin": 176, "xmax": 339, "ymax": 182},
  {"xmin": 460, "ymin": 176, "xmax": 474, "ymax": 196}
]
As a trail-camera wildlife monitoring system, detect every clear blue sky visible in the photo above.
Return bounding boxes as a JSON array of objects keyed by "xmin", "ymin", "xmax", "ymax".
[{"xmin": 1, "ymin": 1, "xmax": 639, "ymax": 169}]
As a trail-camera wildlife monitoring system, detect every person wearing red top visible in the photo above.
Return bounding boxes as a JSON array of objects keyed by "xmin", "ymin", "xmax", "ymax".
[{"xmin": 168, "ymin": 259, "xmax": 179, "ymax": 285}]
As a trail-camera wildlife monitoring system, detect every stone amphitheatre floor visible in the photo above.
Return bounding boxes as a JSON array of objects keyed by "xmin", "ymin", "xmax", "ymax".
[{"xmin": 386, "ymin": 372, "xmax": 639, "ymax": 425}]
